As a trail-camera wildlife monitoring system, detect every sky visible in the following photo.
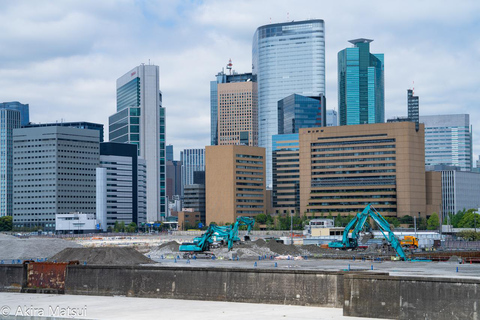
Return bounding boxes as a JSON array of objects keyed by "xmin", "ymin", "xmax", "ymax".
[{"xmin": 1, "ymin": 0, "xmax": 479, "ymax": 161}]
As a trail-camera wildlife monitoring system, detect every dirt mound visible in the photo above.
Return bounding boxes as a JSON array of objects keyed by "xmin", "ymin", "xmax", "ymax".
[
  {"xmin": 50, "ymin": 247, "xmax": 154, "ymax": 265},
  {"xmin": 267, "ymin": 241, "xmax": 301, "ymax": 255},
  {"xmin": 147, "ymin": 241, "xmax": 181, "ymax": 259},
  {"xmin": 0, "ymin": 238, "xmax": 82, "ymax": 261},
  {"xmin": 252, "ymin": 239, "xmax": 267, "ymax": 247}
]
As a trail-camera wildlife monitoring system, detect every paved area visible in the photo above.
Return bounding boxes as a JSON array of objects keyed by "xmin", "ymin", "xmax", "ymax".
[
  {"xmin": 148, "ymin": 256, "xmax": 480, "ymax": 280},
  {"xmin": 0, "ymin": 293, "xmax": 387, "ymax": 320}
]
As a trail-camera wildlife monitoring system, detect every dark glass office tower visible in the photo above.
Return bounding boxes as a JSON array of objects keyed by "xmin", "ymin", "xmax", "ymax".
[
  {"xmin": 278, "ymin": 94, "xmax": 326, "ymax": 134},
  {"xmin": 408, "ymin": 89, "xmax": 419, "ymax": 126}
]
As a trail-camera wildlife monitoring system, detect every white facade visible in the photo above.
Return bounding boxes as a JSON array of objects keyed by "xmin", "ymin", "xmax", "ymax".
[
  {"xmin": 55, "ymin": 212, "xmax": 100, "ymax": 232},
  {"xmin": 441, "ymin": 170, "xmax": 480, "ymax": 217},
  {"xmin": 112, "ymin": 65, "xmax": 166, "ymax": 222},
  {"xmin": 326, "ymin": 109, "xmax": 338, "ymax": 127},
  {"xmin": 420, "ymin": 114, "xmax": 472, "ymax": 171}
]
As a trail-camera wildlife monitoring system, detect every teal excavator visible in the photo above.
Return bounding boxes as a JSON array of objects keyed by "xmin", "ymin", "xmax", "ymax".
[
  {"xmin": 179, "ymin": 216, "xmax": 255, "ymax": 257},
  {"xmin": 328, "ymin": 204, "xmax": 408, "ymax": 260}
]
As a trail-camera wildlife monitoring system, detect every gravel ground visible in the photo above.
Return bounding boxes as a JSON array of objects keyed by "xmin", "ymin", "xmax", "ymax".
[{"xmin": 0, "ymin": 238, "xmax": 83, "ymax": 261}]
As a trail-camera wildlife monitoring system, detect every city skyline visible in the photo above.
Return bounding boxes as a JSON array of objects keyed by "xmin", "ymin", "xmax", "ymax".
[{"xmin": 0, "ymin": 1, "xmax": 479, "ymax": 160}]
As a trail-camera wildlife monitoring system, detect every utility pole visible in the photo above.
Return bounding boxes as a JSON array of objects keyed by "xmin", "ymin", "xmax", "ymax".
[{"xmin": 290, "ymin": 210, "xmax": 294, "ymax": 245}]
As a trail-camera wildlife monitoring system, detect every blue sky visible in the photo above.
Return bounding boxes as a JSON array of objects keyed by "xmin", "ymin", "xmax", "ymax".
[{"xmin": 1, "ymin": 0, "xmax": 479, "ymax": 161}]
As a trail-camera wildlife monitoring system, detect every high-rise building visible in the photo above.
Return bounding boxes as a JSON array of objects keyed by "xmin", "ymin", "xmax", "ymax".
[
  {"xmin": 298, "ymin": 122, "xmax": 441, "ymax": 218},
  {"xmin": 26, "ymin": 122, "xmax": 104, "ymax": 142},
  {"xmin": 13, "ymin": 126, "xmax": 99, "ymax": 231},
  {"xmin": 338, "ymin": 39, "xmax": 384, "ymax": 126},
  {"xmin": 166, "ymin": 160, "xmax": 182, "ymax": 199},
  {"xmin": 181, "ymin": 149, "xmax": 205, "ymax": 195},
  {"xmin": 326, "ymin": 109, "xmax": 338, "ymax": 127},
  {"xmin": 210, "ymin": 65, "xmax": 257, "ymax": 146},
  {"xmin": 206, "ymin": 145, "xmax": 266, "ymax": 224},
  {"xmin": 253, "ymin": 19, "xmax": 326, "ymax": 188},
  {"xmin": 96, "ymin": 142, "xmax": 146, "ymax": 231},
  {"xmin": 420, "ymin": 114, "xmax": 472, "ymax": 171},
  {"xmin": 0, "ymin": 102, "xmax": 29, "ymax": 126},
  {"xmin": 0, "ymin": 108, "xmax": 21, "ymax": 216},
  {"xmin": 166, "ymin": 145, "xmax": 174, "ymax": 161},
  {"xmin": 438, "ymin": 170, "xmax": 480, "ymax": 218},
  {"xmin": 183, "ymin": 184, "xmax": 206, "ymax": 225},
  {"xmin": 278, "ymin": 94, "xmax": 326, "ymax": 134},
  {"xmin": 272, "ymin": 133, "xmax": 299, "ymax": 213},
  {"xmin": 0, "ymin": 102, "xmax": 29, "ymax": 217},
  {"xmin": 109, "ymin": 64, "xmax": 166, "ymax": 221},
  {"xmin": 408, "ymin": 89, "xmax": 419, "ymax": 127}
]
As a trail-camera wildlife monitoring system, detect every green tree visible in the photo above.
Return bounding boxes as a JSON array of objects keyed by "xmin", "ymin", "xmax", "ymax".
[
  {"xmin": 427, "ymin": 213, "xmax": 440, "ymax": 230},
  {"xmin": 385, "ymin": 217, "xmax": 400, "ymax": 228},
  {"xmin": 458, "ymin": 230, "xmax": 480, "ymax": 241},
  {"xmin": 0, "ymin": 216, "xmax": 13, "ymax": 231},
  {"xmin": 255, "ymin": 214, "xmax": 267, "ymax": 224},
  {"xmin": 126, "ymin": 222, "xmax": 137, "ymax": 233}
]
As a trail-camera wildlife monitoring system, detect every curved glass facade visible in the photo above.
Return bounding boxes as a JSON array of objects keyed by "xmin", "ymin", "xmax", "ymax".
[{"xmin": 253, "ymin": 20, "xmax": 325, "ymax": 187}]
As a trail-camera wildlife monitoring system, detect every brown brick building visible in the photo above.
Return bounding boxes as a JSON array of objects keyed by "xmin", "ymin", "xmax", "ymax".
[
  {"xmin": 296, "ymin": 122, "xmax": 441, "ymax": 218},
  {"xmin": 206, "ymin": 145, "xmax": 266, "ymax": 224}
]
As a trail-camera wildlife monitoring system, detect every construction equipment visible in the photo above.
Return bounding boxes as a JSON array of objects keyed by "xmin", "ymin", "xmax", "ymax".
[
  {"xmin": 328, "ymin": 204, "xmax": 408, "ymax": 260},
  {"xmin": 401, "ymin": 235, "xmax": 418, "ymax": 249},
  {"xmin": 179, "ymin": 216, "xmax": 255, "ymax": 257}
]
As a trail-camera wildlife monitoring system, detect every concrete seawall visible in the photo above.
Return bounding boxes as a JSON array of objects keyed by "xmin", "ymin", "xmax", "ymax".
[
  {"xmin": 1, "ymin": 264, "xmax": 479, "ymax": 319},
  {"xmin": 344, "ymin": 273, "xmax": 480, "ymax": 320},
  {"xmin": 65, "ymin": 265, "xmax": 346, "ymax": 307}
]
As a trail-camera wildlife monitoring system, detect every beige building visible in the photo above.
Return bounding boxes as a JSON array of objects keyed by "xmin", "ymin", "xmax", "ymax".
[
  {"xmin": 298, "ymin": 122, "xmax": 441, "ymax": 218},
  {"xmin": 206, "ymin": 145, "xmax": 266, "ymax": 224},
  {"xmin": 218, "ymin": 80, "xmax": 258, "ymax": 146},
  {"xmin": 272, "ymin": 134, "xmax": 300, "ymax": 214},
  {"xmin": 177, "ymin": 209, "xmax": 201, "ymax": 230}
]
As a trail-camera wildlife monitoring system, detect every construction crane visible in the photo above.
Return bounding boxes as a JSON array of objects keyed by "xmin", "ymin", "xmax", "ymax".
[{"xmin": 328, "ymin": 204, "xmax": 408, "ymax": 260}]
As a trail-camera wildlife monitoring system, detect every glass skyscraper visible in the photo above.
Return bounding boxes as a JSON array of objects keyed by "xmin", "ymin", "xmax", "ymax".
[
  {"xmin": 0, "ymin": 102, "xmax": 29, "ymax": 126},
  {"xmin": 109, "ymin": 64, "xmax": 166, "ymax": 221},
  {"xmin": 408, "ymin": 89, "xmax": 419, "ymax": 127},
  {"xmin": 180, "ymin": 148, "xmax": 205, "ymax": 196},
  {"xmin": 420, "ymin": 114, "xmax": 472, "ymax": 171},
  {"xmin": 338, "ymin": 39, "xmax": 384, "ymax": 126},
  {"xmin": 253, "ymin": 20, "xmax": 326, "ymax": 187},
  {"xmin": 278, "ymin": 94, "xmax": 326, "ymax": 134},
  {"xmin": 0, "ymin": 108, "xmax": 22, "ymax": 216}
]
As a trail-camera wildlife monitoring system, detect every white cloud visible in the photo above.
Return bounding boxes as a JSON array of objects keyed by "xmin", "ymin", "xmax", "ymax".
[{"xmin": 0, "ymin": 0, "xmax": 479, "ymax": 160}]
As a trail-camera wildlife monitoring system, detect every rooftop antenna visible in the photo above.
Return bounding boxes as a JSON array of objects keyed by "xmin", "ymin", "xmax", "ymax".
[
  {"xmin": 269, "ymin": 17, "xmax": 271, "ymax": 23},
  {"xmin": 412, "ymin": 81, "xmax": 415, "ymax": 95},
  {"xmin": 287, "ymin": 12, "xmax": 289, "ymax": 21},
  {"xmin": 227, "ymin": 59, "xmax": 233, "ymax": 75},
  {"xmin": 148, "ymin": 59, "xmax": 150, "ymax": 65}
]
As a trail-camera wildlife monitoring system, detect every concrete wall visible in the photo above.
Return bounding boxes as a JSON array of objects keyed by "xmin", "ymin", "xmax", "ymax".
[
  {"xmin": 64, "ymin": 265, "xmax": 344, "ymax": 307},
  {"xmin": 0, "ymin": 265, "xmax": 23, "ymax": 292},
  {"xmin": 344, "ymin": 273, "xmax": 480, "ymax": 320}
]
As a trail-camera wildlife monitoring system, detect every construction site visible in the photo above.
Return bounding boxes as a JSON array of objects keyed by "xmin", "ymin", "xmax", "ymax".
[{"xmin": 1, "ymin": 207, "xmax": 480, "ymax": 319}]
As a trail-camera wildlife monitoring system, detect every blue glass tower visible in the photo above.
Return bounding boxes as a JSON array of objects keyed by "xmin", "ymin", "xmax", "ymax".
[
  {"xmin": 0, "ymin": 102, "xmax": 29, "ymax": 126},
  {"xmin": 253, "ymin": 20, "xmax": 326, "ymax": 187},
  {"xmin": 338, "ymin": 39, "xmax": 384, "ymax": 126},
  {"xmin": 0, "ymin": 107, "xmax": 22, "ymax": 216},
  {"xmin": 278, "ymin": 94, "xmax": 326, "ymax": 134}
]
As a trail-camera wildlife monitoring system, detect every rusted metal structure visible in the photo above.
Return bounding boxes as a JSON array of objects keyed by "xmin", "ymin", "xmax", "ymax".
[{"xmin": 21, "ymin": 261, "xmax": 78, "ymax": 293}]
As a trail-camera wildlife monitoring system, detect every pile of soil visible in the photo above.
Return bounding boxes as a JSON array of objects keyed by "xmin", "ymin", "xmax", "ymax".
[
  {"xmin": 50, "ymin": 247, "xmax": 154, "ymax": 265},
  {"xmin": 148, "ymin": 241, "xmax": 181, "ymax": 258}
]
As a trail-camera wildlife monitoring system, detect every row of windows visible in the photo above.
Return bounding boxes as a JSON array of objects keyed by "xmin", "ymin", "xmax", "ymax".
[{"xmin": 312, "ymin": 151, "xmax": 396, "ymax": 158}]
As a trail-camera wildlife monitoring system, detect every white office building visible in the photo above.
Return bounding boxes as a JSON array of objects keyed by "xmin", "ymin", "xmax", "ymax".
[
  {"xmin": 420, "ymin": 114, "xmax": 472, "ymax": 171},
  {"xmin": 109, "ymin": 64, "xmax": 166, "ymax": 222},
  {"xmin": 13, "ymin": 126, "xmax": 99, "ymax": 231}
]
